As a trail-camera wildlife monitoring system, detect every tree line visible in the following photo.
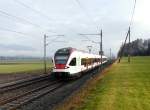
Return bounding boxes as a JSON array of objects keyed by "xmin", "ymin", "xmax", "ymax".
[{"xmin": 118, "ymin": 38, "xmax": 150, "ymax": 57}]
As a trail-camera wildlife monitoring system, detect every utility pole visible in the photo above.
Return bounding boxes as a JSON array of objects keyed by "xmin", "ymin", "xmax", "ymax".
[
  {"xmin": 79, "ymin": 29, "xmax": 103, "ymax": 71},
  {"xmin": 43, "ymin": 34, "xmax": 65, "ymax": 74},
  {"xmin": 44, "ymin": 34, "xmax": 47, "ymax": 74},
  {"xmin": 110, "ymin": 48, "xmax": 112, "ymax": 60},
  {"xmin": 118, "ymin": 27, "xmax": 131, "ymax": 63},
  {"xmin": 128, "ymin": 27, "xmax": 131, "ymax": 63},
  {"xmin": 100, "ymin": 29, "xmax": 103, "ymax": 71},
  {"xmin": 118, "ymin": 29, "xmax": 129, "ymax": 63}
]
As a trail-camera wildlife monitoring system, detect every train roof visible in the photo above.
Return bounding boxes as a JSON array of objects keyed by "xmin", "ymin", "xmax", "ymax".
[{"xmin": 55, "ymin": 47, "xmax": 107, "ymax": 58}]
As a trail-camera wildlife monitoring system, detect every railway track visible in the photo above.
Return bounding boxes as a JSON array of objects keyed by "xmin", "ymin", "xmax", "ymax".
[
  {"xmin": 0, "ymin": 61, "xmax": 114, "ymax": 110},
  {"xmin": 0, "ymin": 74, "xmax": 52, "ymax": 94},
  {"xmin": 0, "ymin": 80, "xmax": 64, "ymax": 110}
]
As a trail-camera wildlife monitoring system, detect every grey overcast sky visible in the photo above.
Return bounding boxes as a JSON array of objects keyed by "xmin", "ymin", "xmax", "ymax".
[{"xmin": 0, "ymin": 0, "xmax": 149, "ymax": 57}]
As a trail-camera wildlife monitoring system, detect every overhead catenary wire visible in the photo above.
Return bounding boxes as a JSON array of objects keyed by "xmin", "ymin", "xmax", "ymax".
[
  {"xmin": 14, "ymin": 0, "xmax": 99, "ymax": 37},
  {"xmin": 75, "ymin": 0, "xmax": 92, "ymax": 20},
  {"xmin": 80, "ymin": 34, "xmax": 100, "ymax": 44},
  {"xmin": 14, "ymin": 0, "xmax": 78, "ymax": 34},
  {"xmin": 75, "ymin": 0, "xmax": 102, "ymax": 46},
  {"xmin": 13, "ymin": 0, "xmax": 53, "ymax": 21},
  {"xmin": 80, "ymin": 34, "xmax": 91, "ymax": 41},
  {"xmin": 0, "ymin": 27, "xmax": 34, "ymax": 37},
  {"xmin": 14, "ymin": 0, "xmax": 94, "ymax": 43},
  {"xmin": 0, "ymin": 10, "xmax": 39, "ymax": 27},
  {"xmin": 75, "ymin": 0, "xmax": 99, "ymax": 31},
  {"xmin": 129, "ymin": 0, "xmax": 137, "ymax": 27},
  {"xmin": 0, "ymin": 9, "xmax": 57, "ymax": 34}
]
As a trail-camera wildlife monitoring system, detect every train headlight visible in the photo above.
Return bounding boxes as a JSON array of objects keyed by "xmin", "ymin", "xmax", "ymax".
[{"xmin": 65, "ymin": 66, "xmax": 69, "ymax": 69}]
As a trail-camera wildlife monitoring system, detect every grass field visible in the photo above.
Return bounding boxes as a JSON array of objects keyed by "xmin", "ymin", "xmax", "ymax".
[
  {"xmin": 0, "ymin": 60, "xmax": 52, "ymax": 74},
  {"xmin": 56, "ymin": 56, "xmax": 150, "ymax": 110},
  {"xmin": 79, "ymin": 56, "xmax": 150, "ymax": 110}
]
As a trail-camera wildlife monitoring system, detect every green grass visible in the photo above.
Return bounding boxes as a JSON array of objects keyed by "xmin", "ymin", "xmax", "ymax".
[
  {"xmin": 0, "ymin": 60, "xmax": 52, "ymax": 74},
  {"xmin": 77, "ymin": 56, "xmax": 150, "ymax": 110}
]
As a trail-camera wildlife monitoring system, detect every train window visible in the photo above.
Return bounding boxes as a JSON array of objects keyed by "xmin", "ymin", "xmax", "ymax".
[
  {"xmin": 102, "ymin": 58, "xmax": 106, "ymax": 62},
  {"xmin": 104, "ymin": 58, "xmax": 105, "ymax": 61},
  {"xmin": 81, "ymin": 58, "xmax": 87, "ymax": 66},
  {"xmin": 55, "ymin": 60, "xmax": 67, "ymax": 64},
  {"xmin": 69, "ymin": 58, "xmax": 76, "ymax": 66},
  {"xmin": 81, "ymin": 59, "xmax": 84, "ymax": 65},
  {"xmin": 55, "ymin": 55, "xmax": 68, "ymax": 64}
]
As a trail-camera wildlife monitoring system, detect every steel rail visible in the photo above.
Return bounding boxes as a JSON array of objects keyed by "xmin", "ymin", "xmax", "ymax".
[
  {"xmin": 0, "ymin": 75, "xmax": 51, "ymax": 94},
  {"xmin": 0, "ymin": 74, "xmax": 50, "ymax": 89},
  {"xmin": 0, "ymin": 81, "xmax": 64, "ymax": 110}
]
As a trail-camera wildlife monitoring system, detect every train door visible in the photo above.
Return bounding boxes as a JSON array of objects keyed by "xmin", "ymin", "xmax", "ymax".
[{"xmin": 69, "ymin": 58, "xmax": 77, "ymax": 74}]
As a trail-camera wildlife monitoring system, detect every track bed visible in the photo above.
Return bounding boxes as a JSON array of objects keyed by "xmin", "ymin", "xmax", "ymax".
[{"xmin": 0, "ymin": 61, "xmax": 113, "ymax": 110}]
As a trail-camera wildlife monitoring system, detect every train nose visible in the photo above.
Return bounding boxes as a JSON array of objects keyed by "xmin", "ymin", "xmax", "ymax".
[{"xmin": 55, "ymin": 64, "xmax": 66, "ymax": 69}]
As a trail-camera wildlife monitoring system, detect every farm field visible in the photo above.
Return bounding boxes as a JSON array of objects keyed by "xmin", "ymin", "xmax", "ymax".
[
  {"xmin": 78, "ymin": 56, "xmax": 150, "ymax": 110},
  {"xmin": 0, "ymin": 59, "xmax": 52, "ymax": 74},
  {"xmin": 57, "ymin": 56, "xmax": 150, "ymax": 110}
]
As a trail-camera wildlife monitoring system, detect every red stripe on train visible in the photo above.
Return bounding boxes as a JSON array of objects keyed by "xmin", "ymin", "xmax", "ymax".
[{"xmin": 55, "ymin": 64, "xmax": 66, "ymax": 69}]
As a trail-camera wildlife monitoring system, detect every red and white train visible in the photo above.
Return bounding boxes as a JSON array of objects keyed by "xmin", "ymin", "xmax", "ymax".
[{"xmin": 52, "ymin": 47, "xmax": 107, "ymax": 78}]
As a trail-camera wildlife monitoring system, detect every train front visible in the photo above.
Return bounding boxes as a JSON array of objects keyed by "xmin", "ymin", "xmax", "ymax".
[{"xmin": 52, "ymin": 48, "xmax": 71, "ymax": 78}]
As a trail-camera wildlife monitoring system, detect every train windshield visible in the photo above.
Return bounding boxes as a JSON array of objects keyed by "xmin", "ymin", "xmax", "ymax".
[
  {"xmin": 55, "ymin": 56, "xmax": 68, "ymax": 64},
  {"xmin": 54, "ymin": 48, "xmax": 71, "ymax": 64},
  {"xmin": 55, "ymin": 48, "xmax": 70, "ymax": 55}
]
